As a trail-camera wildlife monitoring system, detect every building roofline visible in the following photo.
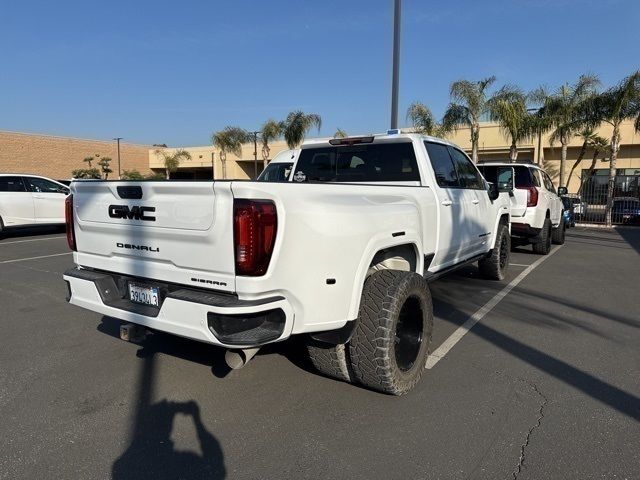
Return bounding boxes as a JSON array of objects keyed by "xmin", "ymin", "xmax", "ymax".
[{"xmin": 0, "ymin": 129, "xmax": 152, "ymax": 147}]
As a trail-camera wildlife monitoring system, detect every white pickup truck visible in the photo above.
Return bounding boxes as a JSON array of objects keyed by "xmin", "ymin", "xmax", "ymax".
[{"xmin": 63, "ymin": 133, "xmax": 513, "ymax": 395}]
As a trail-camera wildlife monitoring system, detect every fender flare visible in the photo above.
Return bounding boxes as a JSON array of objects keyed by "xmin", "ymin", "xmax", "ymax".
[{"xmin": 346, "ymin": 232, "xmax": 423, "ymax": 320}]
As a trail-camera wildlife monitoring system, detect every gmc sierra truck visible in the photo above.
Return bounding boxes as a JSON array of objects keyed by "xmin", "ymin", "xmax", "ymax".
[{"xmin": 63, "ymin": 133, "xmax": 513, "ymax": 395}]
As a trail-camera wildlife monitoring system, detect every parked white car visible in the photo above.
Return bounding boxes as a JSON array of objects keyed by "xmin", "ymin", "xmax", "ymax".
[
  {"xmin": 478, "ymin": 162, "xmax": 565, "ymax": 254},
  {"xmin": 0, "ymin": 174, "xmax": 70, "ymax": 233},
  {"xmin": 64, "ymin": 133, "xmax": 513, "ymax": 395},
  {"xmin": 256, "ymin": 149, "xmax": 300, "ymax": 182}
]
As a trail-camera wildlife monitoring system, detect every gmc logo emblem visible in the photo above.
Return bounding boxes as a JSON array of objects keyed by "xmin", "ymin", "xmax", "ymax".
[{"xmin": 108, "ymin": 205, "xmax": 156, "ymax": 221}]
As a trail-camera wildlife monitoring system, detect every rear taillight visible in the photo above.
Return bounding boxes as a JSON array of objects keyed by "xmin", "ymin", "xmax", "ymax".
[
  {"xmin": 233, "ymin": 199, "xmax": 277, "ymax": 276},
  {"xmin": 518, "ymin": 186, "xmax": 538, "ymax": 207},
  {"xmin": 65, "ymin": 194, "xmax": 77, "ymax": 251}
]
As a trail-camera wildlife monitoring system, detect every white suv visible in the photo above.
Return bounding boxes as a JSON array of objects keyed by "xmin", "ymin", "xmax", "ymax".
[
  {"xmin": 478, "ymin": 162, "xmax": 565, "ymax": 254},
  {"xmin": 0, "ymin": 174, "xmax": 70, "ymax": 234}
]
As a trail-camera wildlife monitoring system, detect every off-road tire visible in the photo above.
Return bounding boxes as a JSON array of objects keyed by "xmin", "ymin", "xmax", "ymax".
[
  {"xmin": 551, "ymin": 217, "xmax": 566, "ymax": 245},
  {"xmin": 532, "ymin": 218, "xmax": 552, "ymax": 255},
  {"xmin": 306, "ymin": 340, "xmax": 354, "ymax": 383},
  {"xmin": 478, "ymin": 223, "xmax": 510, "ymax": 280},
  {"xmin": 348, "ymin": 270, "xmax": 433, "ymax": 396}
]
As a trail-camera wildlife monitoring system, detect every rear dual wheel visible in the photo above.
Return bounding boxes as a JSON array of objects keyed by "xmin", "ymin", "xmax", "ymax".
[{"xmin": 307, "ymin": 270, "xmax": 433, "ymax": 396}]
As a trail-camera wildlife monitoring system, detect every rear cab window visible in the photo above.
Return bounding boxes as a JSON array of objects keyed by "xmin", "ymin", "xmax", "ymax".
[
  {"xmin": 293, "ymin": 141, "xmax": 420, "ymax": 183},
  {"xmin": 257, "ymin": 162, "xmax": 293, "ymax": 182}
]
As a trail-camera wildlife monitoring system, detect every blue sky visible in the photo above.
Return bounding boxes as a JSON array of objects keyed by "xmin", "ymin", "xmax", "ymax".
[{"xmin": 1, "ymin": 0, "xmax": 639, "ymax": 146}]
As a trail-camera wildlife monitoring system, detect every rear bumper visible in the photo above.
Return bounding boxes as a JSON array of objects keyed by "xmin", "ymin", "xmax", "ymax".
[
  {"xmin": 63, "ymin": 267, "xmax": 294, "ymax": 348},
  {"xmin": 510, "ymin": 222, "xmax": 541, "ymax": 239}
]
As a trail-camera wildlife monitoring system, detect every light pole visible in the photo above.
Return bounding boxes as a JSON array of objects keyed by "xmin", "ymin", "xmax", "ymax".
[
  {"xmin": 390, "ymin": 0, "xmax": 402, "ymax": 130},
  {"xmin": 113, "ymin": 137, "xmax": 123, "ymax": 179},
  {"xmin": 250, "ymin": 131, "xmax": 260, "ymax": 179}
]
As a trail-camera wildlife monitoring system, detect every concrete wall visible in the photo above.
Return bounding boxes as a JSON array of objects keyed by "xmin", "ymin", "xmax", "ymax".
[{"xmin": 0, "ymin": 130, "xmax": 152, "ymax": 180}]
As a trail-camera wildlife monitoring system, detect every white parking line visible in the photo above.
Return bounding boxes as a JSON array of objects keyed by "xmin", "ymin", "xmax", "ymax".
[
  {"xmin": 0, "ymin": 236, "xmax": 66, "ymax": 245},
  {"xmin": 509, "ymin": 263, "xmax": 531, "ymax": 267},
  {"xmin": 0, "ymin": 252, "xmax": 72, "ymax": 264},
  {"xmin": 426, "ymin": 246, "xmax": 562, "ymax": 369}
]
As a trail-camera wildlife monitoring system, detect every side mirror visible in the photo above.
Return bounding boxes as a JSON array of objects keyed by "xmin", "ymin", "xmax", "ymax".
[
  {"xmin": 487, "ymin": 182, "xmax": 499, "ymax": 201},
  {"xmin": 496, "ymin": 166, "xmax": 514, "ymax": 193},
  {"xmin": 557, "ymin": 186, "xmax": 568, "ymax": 196}
]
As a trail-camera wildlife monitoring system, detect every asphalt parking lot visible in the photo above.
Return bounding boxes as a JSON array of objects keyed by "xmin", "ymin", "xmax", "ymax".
[{"xmin": 0, "ymin": 226, "xmax": 638, "ymax": 480}]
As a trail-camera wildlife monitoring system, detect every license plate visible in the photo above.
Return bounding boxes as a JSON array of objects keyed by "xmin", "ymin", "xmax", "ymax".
[{"xmin": 129, "ymin": 283, "xmax": 160, "ymax": 307}]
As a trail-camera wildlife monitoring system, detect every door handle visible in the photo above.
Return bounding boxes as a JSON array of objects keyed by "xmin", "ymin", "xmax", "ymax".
[
  {"xmin": 441, "ymin": 200, "xmax": 452, "ymax": 206},
  {"xmin": 472, "ymin": 199, "xmax": 480, "ymax": 205}
]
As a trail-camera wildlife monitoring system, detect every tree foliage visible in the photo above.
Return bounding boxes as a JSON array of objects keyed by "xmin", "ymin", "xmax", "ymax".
[
  {"xmin": 487, "ymin": 86, "xmax": 535, "ymax": 161},
  {"xmin": 121, "ymin": 169, "xmax": 145, "ymax": 180},
  {"xmin": 280, "ymin": 111, "xmax": 322, "ymax": 149},
  {"xmin": 333, "ymin": 128, "xmax": 348, "ymax": 138},
  {"xmin": 72, "ymin": 168, "xmax": 101, "ymax": 179},
  {"xmin": 406, "ymin": 102, "xmax": 443, "ymax": 136},
  {"xmin": 155, "ymin": 149, "xmax": 192, "ymax": 180},
  {"xmin": 260, "ymin": 119, "xmax": 283, "ymax": 163}
]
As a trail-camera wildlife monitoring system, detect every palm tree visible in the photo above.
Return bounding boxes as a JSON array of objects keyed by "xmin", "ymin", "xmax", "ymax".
[
  {"xmin": 406, "ymin": 102, "xmax": 443, "ymax": 136},
  {"xmin": 488, "ymin": 86, "xmax": 535, "ymax": 162},
  {"xmin": 537, "ymin": 75, "xmax": 600, "ymax": 187},
  {"xmin": 565, "ymin": 129, "xmax": 607, "ymax": 190},
  {"xmin": 83, "ymin": 156, "xmax": 94, "ymax": 168},
  {"xmin": 212, "ymin": 126, "xmax": 250, "ymax": 179},
  {"xmin": 441, "ymin": 76, "xmax": 496, "ymax": 163},
  {"xmin": 577, "ymin": 136, "xmax": 609, "ymax": 195},
  {"xmin": 97, "ymin": 157, "xmax": 113, "ymax": 180},
  {"xmin": 156, "ymin": 149, "xmax": 192, "ymax": 179},
  {"xmin": 333, "ymin": 128, "xmax": 348, "ymax": 138},
  {"xmin": 587, "ymin": 71, "xmax": 640, "ymax": 225},
  {"xmin": 280, "ymin": 111, "xmax": 322, "ymax": 149},
  {"xmin": 260, "ymin": 120, "xmax": 282, "ymax": 168}
]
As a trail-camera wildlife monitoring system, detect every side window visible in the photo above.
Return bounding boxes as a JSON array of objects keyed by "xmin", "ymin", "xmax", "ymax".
[
  {"xmin": 25, "ymin": 177, "xmax": 63, "ymax": 193},
  {"xmin": 529, "ymin": 168, "xmax": 541, "ymax": 187},
  {"xmin": 0, "ymin": 176, "xmax": 27, "ymax": 192},
  {"xmin": 424, "ymin": 142, "xmax": 459, "ymax": 188},
  {"xmin": 448, "ymin": 147, "xmax": 484, "ymax": 189},
  {"xmin": 543, "ymin": 173, "xmax": 556, "ymax": 193}
]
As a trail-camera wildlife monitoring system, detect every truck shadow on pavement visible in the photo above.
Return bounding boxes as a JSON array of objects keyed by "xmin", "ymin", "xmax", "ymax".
[{"xmin": 110, "ymin": 332, "xmax": 227, "ymax": 480}]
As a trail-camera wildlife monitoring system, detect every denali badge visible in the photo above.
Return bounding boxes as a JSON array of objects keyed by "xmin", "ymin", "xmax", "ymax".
[
  {"xmin": 116, "ymin": 242, "xmax": 159, "ymax": 252},
  {"xmin": 109, "ymin": 205, "xmax": 156, "ymax": 221}
]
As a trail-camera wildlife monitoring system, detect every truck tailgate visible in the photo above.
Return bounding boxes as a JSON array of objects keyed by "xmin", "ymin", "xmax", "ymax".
[{"xmin": 72, "ymin": 181, "xmax": 236, "ymax": 293}]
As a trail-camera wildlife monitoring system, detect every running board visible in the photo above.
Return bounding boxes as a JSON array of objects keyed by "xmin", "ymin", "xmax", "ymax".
[{"xmin": 423, "ymin": 253, "xmax": 487, "ymax": 283}]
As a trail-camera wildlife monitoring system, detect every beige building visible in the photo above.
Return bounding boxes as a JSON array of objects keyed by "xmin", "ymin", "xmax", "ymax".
[
  {"xmin": 445, "ymin": 119, "xmax": 640, "ymax": 193},
  {"xmin": 3, "ymin": 121, "xmax": 639, "ymax": 194},
  {"xmin": 148, "ymin": 140, "xmax": 293, "ymax": 180}
]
